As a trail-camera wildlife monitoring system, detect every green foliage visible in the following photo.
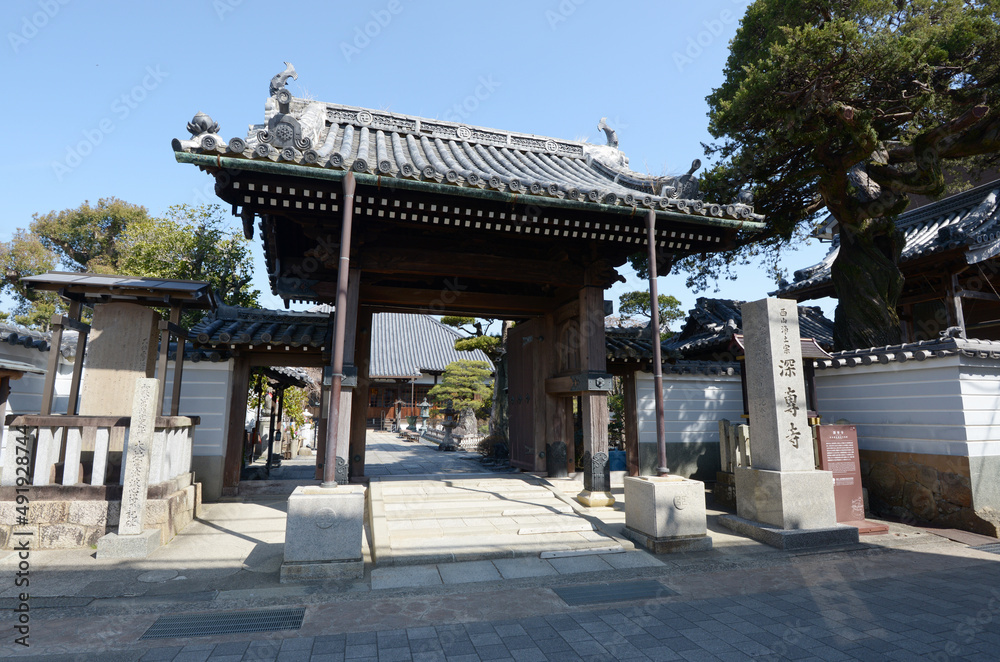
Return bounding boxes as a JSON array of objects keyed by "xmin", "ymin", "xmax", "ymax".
[
  {"xmin": 427, "ymin": 359, "xmax": 493, "ymax": 412},
  {"xmin": 618, "ymin": 291, "xmax": 684, "ymax": 340},
  {"xmin": 117, "ymin": 204, "xmax": 260, "ymax": 310},
  {"xmin": 2, "ymin": 200, "xmax": 259, "ymax": 329},
  {"xmin": 31, "ymin": 197, "xmax": 148, "ymax": 273},
  {"xmin": 440, "ymin": 316, "xmax": 476, "ymax": 327},
  {"xmin": 607, "ymin": 377, "xmax": 625, "ymax": 449},
  {"xmin": 454, "ymin": 334, "xmax": 501, "ymax": 356},
  {"xmin": 694, "ymin": 0, "xmax": 1000, "ymax": 347},
  {"xmin": 247, "ymin": 371, "xmax": 310, "ymax": 429},
  {"xmin": 0, "ymin": 229, "xmax": 61, "ymax": 329}
]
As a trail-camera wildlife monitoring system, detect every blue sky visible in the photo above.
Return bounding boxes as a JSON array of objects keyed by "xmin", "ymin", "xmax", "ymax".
[{"xmin": 2, "ymin": 0, "xmax": 835, "ymax": 323}]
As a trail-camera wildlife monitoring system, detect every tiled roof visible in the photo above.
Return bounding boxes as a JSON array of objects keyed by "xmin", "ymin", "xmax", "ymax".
[
  {"xmin": 776, "ymin": 180, "xmax": 1000, "ymax": 297},
  {"xmin": 663, "ymin": 298, "xmax": 833, "ymax": 357},
  {"xmin": 815, "ymin": 336, "xmax": 1000, "ymax": 369},
  {"xmin": 1, "ymin": 322, "xmax": 78, "ymax": 359},
  {"xmin": 189, "ymin": 304, "xmax": 330, "ymax": 349},
  {"xmin": 172, "ymin": 64, "xmax": 762, "ymax": 226},
  {"xmin": 369, "ymin": 313, "xmax": 493, "ymax": 379}
]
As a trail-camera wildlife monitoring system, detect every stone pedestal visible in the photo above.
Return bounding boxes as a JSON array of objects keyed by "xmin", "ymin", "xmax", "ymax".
[
  {"xmin": 96, "ymin": 378, "xmax": 162, "ymax": 559},
  {"xmin": 623, "ymin": 476, "xmax": 712, "ymax": 553},
  {"xmin": 280, "ymin": 485, "xmax": 365, "ymax": 582},
  {"xmin": 727, "ymin": 298, "xmax": 858, "ymax": 549},
  {"xmin": 96, "ymin": 530, "xmax": 161, "ymax": 558}
]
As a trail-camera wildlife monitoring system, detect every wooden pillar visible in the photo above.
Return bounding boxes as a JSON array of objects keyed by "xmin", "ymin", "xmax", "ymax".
[
  {"xmin": 156, "ymin": 307, "xmax": 179, "ymax": 416},
  {"xmin": 324, "ymin": 268, "xmax": 361, "ymax": 485},
  {"xmin": 950, "ymin": 273, "xmax": 967, "ymax": 338},
  {"xmin": 171, "ymin": 316, "xmax": 185, "ymax": 416},
  {"xmin": 349, "ymin": 308, "xmax": 373, "ymax": 481},
  {"xmin": 542, "ymin": 312, "xmax": 569, "ymax": 477},
  {"xmin": 315, "ymin": 383, "xmax": 329, "ymax": 480},
  {"xmin": 222, "ymin": 355, "xmax": 252, "ymax": 494},
  {"xmin": 40, "ymin": 317, "xmax": 64, "ymax": 416},
  {"xmin": 65, "ymin": 302, "xmax": 87, "ymax": 416},
  {"xmin": 622, "ymin": 370, "xmax": 640, "ymax": 477},
  {"xmin": 577, "ymin": 286, "xmax": 613, "ymax": 507}
]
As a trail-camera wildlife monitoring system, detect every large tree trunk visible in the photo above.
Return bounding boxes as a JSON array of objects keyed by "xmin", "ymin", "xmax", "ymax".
[{"xmin": 831, "ymin": 217, "xmax": 905, "ymax": 350}]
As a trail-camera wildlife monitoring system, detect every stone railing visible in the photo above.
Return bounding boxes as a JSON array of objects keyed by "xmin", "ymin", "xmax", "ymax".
[
  {"xmin": 1, "ymin": 415, "xmax": 199, "ymax": 488},
  {"xmin": 718, "ymin": 419, "xmax": 750, "ymax": 471}
]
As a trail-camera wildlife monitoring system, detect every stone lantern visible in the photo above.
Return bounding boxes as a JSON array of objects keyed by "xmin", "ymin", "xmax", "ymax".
[
  {"xmin": 419, "ymin": 398, "xmax": 431, "ymax": 432},
  {"xmin": 439, "ymin": 399, "xmax": 458, "ymax": 452}
]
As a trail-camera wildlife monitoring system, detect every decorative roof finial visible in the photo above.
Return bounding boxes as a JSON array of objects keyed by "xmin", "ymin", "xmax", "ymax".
[
  {"xmin": 186, "ymin": 111, "xmax": 219, "ymax": 137},
  {"xmin": 686, "ymin": 159, "xmax": 701, "ymax": 176},
  {"xmin": 597, "ymin": 117, "xmax": 618, "ymax": 148},
  {"xmin": 269, "ymin": 62, "xmax": 298, "ymax": 97}
]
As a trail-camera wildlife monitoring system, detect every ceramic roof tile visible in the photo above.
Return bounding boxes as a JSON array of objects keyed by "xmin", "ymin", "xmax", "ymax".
[
  {"xmin": 776, "ymin": 180, "xmax": 1000, "ymax": 297},
  {"xmin": 172, "ymin": 64, "xmax": 763, "ymax": 226}
]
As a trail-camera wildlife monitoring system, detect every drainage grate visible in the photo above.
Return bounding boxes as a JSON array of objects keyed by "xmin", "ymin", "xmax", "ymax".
[
  {"xmin": 553, "ymin": 580, "xmax": 676, "ymax": 606},
  {"xmin": 974, "ymin": 543, "xmax": 1000, "ymax": 556},
  {"xmin": 140, "ymin": 607, "xmax": 305, "ymax": 639}
]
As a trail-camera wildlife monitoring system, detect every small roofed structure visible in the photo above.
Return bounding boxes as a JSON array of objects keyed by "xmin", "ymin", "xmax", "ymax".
[{"xmin": 2, "ymin": 273, "xmax": 211, "ymax": 551}]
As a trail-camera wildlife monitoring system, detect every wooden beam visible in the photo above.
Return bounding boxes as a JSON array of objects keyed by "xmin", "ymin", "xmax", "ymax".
[
  {"xmin": 957, "ymin": 289, "xmax": 1000, "ymax": 302},
  {"xmin": 358, "ymin": 250, "xmax": 585, "ymax": 287},
  {"xmin": 354, "ymin": 284, "xmax": 559, "ymax": 316}
]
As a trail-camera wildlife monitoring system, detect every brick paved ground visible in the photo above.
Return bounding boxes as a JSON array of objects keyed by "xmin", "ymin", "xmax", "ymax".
[{"xmin": 115, "ymin": 560, "xmax": 1000, "ymax": 662}]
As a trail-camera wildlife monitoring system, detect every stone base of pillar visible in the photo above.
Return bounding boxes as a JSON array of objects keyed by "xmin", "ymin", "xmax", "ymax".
[
  {"xmin": 734, "ymin": 466, "xmax": 838, "ymax": 529},
  {"xmin": 280, "ymin": 485, "xmax": 365, "ymax": 583},
  {"xmin": 718, "ymin": 514, "xmax": 859, "ymax": 550},
  {"xmin": 623, "ymin": 476, "xmax": 711, "ymax": 554},
  {"xmin": 576, "ymin": 490, "xmax": 615, "ymax": 507},
  {"xmin": 280, "ymin": 559, "xmax": 364, "ymax": 582},
  {"xmin": 95, "ymin": 530, "xmax": 161, "ymax": 559},
  {"xmin": 727, "ymin": 466, "xmax": 860, "ymax": 549}
]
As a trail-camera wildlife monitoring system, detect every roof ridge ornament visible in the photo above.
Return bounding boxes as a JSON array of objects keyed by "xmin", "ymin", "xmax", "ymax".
[
  {"xmin": 597, "ymin": 117, "xmax": 618, "ymax": 148},
  {"xmin": 269, "ymin": 61, "xmax": 298, "ymax": 99}
]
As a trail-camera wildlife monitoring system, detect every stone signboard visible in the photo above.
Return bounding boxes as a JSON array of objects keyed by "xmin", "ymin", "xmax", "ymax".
[{"xmin": 816, "ymin": 425, "xmax": 888, "ymax": 534}]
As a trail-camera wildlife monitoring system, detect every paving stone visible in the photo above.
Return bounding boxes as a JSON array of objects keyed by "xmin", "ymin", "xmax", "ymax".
[
  {"xmin": 370, "ymin": 565, "xmax": 442, "ymax": 590},
  {"xmin": 438, "ymin": 559, "xmax": 502, "ymax": 584}
]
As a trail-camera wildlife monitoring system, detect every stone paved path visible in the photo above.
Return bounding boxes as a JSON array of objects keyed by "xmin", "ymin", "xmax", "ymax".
[
  {"xmin": 365, "ymin": 432, "xmax": 500, "ymax": 477},
  {"xmin": 59, "ymin": 558, "xmax": 1000, "ymax": 661}
]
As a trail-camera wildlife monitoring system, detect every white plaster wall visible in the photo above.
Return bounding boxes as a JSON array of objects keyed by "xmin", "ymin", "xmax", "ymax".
[
  {"xmin": 161, "ymin": 359, "xmax": 233, "ymax": 459},
  {"xmin": 635, "ymin": 372, "xmax": 745, "ymax": 446},
  {"xmin": 0, "ymin": 345, "xmax": 73, "ymax": 466},
  {"xmin": 813, "ymin": 355, "xmax": 1000, "ymax": 458}
]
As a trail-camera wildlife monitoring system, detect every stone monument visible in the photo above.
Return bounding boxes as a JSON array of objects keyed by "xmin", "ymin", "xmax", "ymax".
[
  {"xmin": 718, "ymin": 298, "xmax": 859, "ymax": 549},
  {"xmin": 280, "ymin": 484, "xmax": 366, "ymax": 581},
  {"xmin": 96, "ymin": 378, "xmax": 163, "ymax": 558},
  {"xmin": 79, "ymin": 302, "xmax": 159, "ymax": 416}
]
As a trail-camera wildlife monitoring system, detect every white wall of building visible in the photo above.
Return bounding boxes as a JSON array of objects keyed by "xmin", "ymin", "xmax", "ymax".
[{"xmin": 635, "ymin": 371, "xmax": 744, "ymax": 479}]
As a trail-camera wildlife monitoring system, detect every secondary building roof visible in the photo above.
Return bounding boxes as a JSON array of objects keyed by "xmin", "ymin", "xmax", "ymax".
[
  {"xmin": 775, "ymin": 180, "xmax": 1000, "ymax": 300},
  {"xmin": 369, "ymin": 312, "xmax": 492, "ymax": 379},
  {"xmin": 605, "ymin": 297, "xmax": 833, "ymax": 365},
  {"xmin": 22, "ymin": 272, "xmax": 219, "ymax": 309}
]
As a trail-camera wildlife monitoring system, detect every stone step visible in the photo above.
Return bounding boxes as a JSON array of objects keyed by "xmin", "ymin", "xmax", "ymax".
[
  {"xmin": 384, "ymin": 537, "xmax": 619, "ymax": 566},
  {"xmin": 385, "ymin": 513, "xmax": 594, "ymax": 533},
  {"xmin": 382, "ymin": 500, "xmax": 570, "ymax": 516},
  {"xmin": 379, "ymin": 490, "xmax": 556, "ymax": 503}
]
